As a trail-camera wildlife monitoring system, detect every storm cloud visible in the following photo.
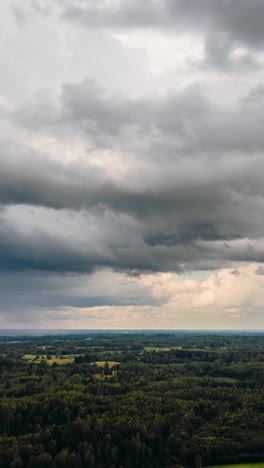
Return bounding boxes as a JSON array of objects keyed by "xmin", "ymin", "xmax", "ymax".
[
  {"xmin": 63, "ymin": 0, "xmax": 264, "ymax": 69},
  {"xmin": 63, "ymin": 0, "xmax": 264, "ymax": 46},
  {"xmin": 0, "ymin": 0, "xmax": 264, "ymax": 327},
  {"xmin": 2, "ymin": 82, "xmax": 264, "ymax": 274}
]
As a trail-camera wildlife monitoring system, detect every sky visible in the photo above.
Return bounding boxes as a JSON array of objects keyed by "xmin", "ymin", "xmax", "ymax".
[{"xmin": 1, "ymin": 0, "xmax": 264, "ymax": 330}]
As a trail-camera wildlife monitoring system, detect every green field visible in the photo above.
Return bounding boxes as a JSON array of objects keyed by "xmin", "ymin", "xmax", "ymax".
[
  {"xmin": 144, "ymin": 346, "xmax": 181, "ymax": 352},
  {"xmin": 46, "ymin": 357, "xmax": 74, "ymax": 365},
  {"xmin": 23, "ymin": 356, "xmax": 120, "ymax": 366},
  {"xmin": 93, "ymin": 360, "xmax": 120, "ymax": 367},
  {"xmin": 209, "ymin": 464, "xmax": 264, "ymax": 468},
  {"xmin": 23, "ymin": 354, "xmax": 74, "ymax": 365},
  {"xmin": 23, "ymin": 354, "xmax": 37, "ymax": 360}
]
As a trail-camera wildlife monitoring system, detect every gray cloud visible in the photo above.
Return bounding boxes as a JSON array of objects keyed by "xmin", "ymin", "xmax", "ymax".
[
  {"xmin": 2, "ymin": 80, "xmax": 264, "ymax": 275},
  {"xmin": 62, "ymin": 0, "xmax": 264, "ymax": 43},
  {"xmin": 0, "ymin": 204, "xmax": 204, "ymax": 274},
  {"xmin": 62, "ymin": 0, "xmax": 264, "ymax": 71},
  {"xmin": 0, "ymin": 169, "xmax": 263, "ymax": 275},
  {"xmin": 201, "ymin": 32, "xmax": 260, "ymax": 70},
  {"xmin": 12, "ymin": 0, "xmax": 263, "ymax": 74},
  {"xmin": 10, "ymin": 80, "xmax": 264, "ymax": 158},
  {"xmin": 0, "ymin": 269, "xmax": 164, "ymax": 314},
  {"xmin": 1, "ymin": 1, "xmax": 264, "ymax": 325}
]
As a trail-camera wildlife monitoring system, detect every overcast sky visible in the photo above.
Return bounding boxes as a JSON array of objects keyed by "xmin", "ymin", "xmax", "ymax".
[{"xmin": 1, "ymin": 0, "xmax": 264, "ymax": 329}]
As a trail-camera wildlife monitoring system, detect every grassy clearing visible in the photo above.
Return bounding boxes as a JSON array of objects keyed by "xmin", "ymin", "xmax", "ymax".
[
  {"xmin": 93, "ymin": 361, "xmax": 120, "ymax": 368},
  {"xmin": 23, "ymin": 356, "xmax": 119, "ymax": 366},
  {"xmin": 47, "ymin": 358, "xmax": 74, "ymax": 365},
  {"xmin": 23, "ymin": 355, "xmax": 74, "ymax": 365},
  {"xmin": 208, "ymin": 376, "xmax": 238, "ymax": 384},
  {"xmin": 208, "ymin": 464, "xmax": 264, "ymax": 468},
  {"xmin": 23, "ymin": 354, "xmax": 36, "ymax": 360}
]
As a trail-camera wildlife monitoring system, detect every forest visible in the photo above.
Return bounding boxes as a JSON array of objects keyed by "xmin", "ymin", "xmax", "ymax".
[{"xmin": 0, "ymin": 332, "xmax": 263, "ymax": 467}]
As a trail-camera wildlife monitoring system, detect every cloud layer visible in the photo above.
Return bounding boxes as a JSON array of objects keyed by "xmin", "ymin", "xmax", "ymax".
[{"xmin": 0, "ymin": 0, "xmax": 264, "ymax": 328}]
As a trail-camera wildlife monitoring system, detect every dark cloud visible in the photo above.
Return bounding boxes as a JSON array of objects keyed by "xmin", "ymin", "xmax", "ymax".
[
  {"xmin": 0, "ymin": 204, "xmax": 201, "ymax": 274},
  {"xmin": 201, "ymin": 32, "xmax": 260, "ymax": 70},
  {"xmin": 0, "ymin": 270, "xmax": 164, "ymax": 315},
  {"xmin": 10, "ymin": 80, "xmax": 264, "ymax": 157},
  {"xmin": 1, "ymin": 79, "xmax": 264, "ymax": 275},
  {"xmin": 62, "ymin": 0, "xmax": 264, "ymax": 41},
  {"xmin": 62, "ymin": 0, "xmax": 264, "ymax": 60},
  {"xmin": 144, "ymin": 224, "xmax": 242, "ymax": 247},
  {"xmin": 0, "ymin": 141, "xmax": 115, "ymax": 210},
  {"xmin": 1, "ymin": 1, "xmax": 264, "ymax": 327},
  {"xmin": 0, "ymin": 184, "xmax": 263, "ymax": 276}
]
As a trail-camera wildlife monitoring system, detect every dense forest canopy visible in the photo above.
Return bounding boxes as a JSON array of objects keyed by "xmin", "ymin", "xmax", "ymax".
[{"xmin": 0, "ymin": 332, "xmax": 264, "ymax": 467}]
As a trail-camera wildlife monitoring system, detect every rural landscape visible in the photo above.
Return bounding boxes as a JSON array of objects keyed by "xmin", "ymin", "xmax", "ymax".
[
  {"xmin": 1, "ymin": 1, "xmax": 264, "ymax": 466},
  {"xmin": 0, "ymin": 331, "xmax": 264, "ymax": 467}
]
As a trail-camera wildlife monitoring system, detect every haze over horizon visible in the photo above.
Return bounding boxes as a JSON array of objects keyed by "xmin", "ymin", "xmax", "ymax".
[{"xmin": 1, "ymin": 1, "xmax": 264, "ymax": 330}]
